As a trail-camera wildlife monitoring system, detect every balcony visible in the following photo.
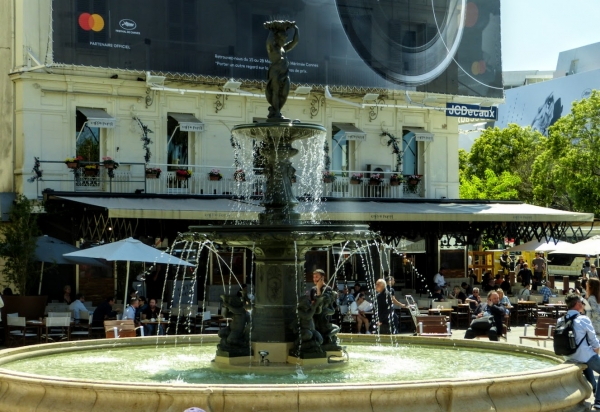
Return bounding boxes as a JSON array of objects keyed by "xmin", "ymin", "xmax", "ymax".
[{"xmin": 30, "ymin": 161, "xmax": 423, "ymax": 200}]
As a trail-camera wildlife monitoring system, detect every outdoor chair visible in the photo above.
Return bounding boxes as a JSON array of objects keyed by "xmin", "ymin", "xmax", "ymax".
[
  {"xmin": 7, "ymin": 316, "xmax": 38, "ymax": 347},
  {"xmin": 451, "ymin": 305, "xmax": 471, "ymax": 329},
  {"xmin": 104, "ymin": 319, "xmax": 144, "ymax": 338},
  {"xmin": 415, "ymin": 315, "xmax": 451, "ymax": 337},
  {"xmin": 70, "ymin": 311, "xmax": 91, "ymax": 340},
  {"xmin": 42, "ymin": 316, "xmax": 71, "ymax": 343},
  {"xmin": 520, "ymin": 317, "xmax": 556, "ymax": 347}
]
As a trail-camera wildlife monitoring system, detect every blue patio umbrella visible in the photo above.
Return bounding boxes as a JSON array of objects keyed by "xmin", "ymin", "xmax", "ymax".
[{"xmin": 35, "ymin": 235, "xmax": 110, "ymax": 295}]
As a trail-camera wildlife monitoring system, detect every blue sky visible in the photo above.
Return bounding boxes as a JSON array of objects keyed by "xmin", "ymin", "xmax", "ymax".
[{"xmin": 501, "ymin": 0, "xmax": 600, "ymax": 71}]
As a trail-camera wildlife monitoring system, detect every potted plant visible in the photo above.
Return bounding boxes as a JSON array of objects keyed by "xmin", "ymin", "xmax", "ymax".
[
  {"xmin": 389, "ymin": 173, "xmax": 403, "ymax": 186},
  {"xmin": 84, "ymin": 164, "xmax": 99, "ymax": 177},
  {"xmin": 65, "ymin": 156, "xmax": 83, "ymax": 169},
  {"xmin": 322, "ymin": 170, "xmax": 336, "ymax": 183},
  {"xmin": 369, "ymin": 173, "xmax": 383, "ymax": 186},
  {"xmin": 145, "ymin": 167, "xmax": 162, "ymax": 179},
  {"xmin": 102, "ymin": 156, "xmax": 119, "ymax": 170},
  {"xmin": 208, "ymin": 168, "xmax": 223, "ymax": 181},
  {"xmin": 350, "ymin": 173, "xmax": 363, "ymax": 185},
  {"xmin": 176, "ymin": 169, "xmax": 192, "ymax": 181},
  {"xmin": 407, "ymin": 174, "xmax": 422, "ymax": 186},
  {"xmin": 234, "ymin": 169, "xmax": 245, "ymax": 182}
]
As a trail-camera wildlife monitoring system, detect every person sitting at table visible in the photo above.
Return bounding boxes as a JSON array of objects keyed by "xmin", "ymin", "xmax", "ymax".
[
  {"xmin": 464, "ymin": 291, "xmax": 507, "ymax": 341},
  {"xmin": 123, "ymin": 298, "xmax": 140, "ymax": 325},
  {"xmin": 352, "ymin": 283, "xmax": 363, "ymax": 299},
  {"xmin": 465, "ymin": 288, "xmax": 481, "ymax": 312},
  {"xmin": 92, "ymin": 296, "xmax": 119, "ymax": 326},
  {"xmin": 449, "ymin": 286, "xmax": 467, "ymax": 303},
  {"xmin": 431, "ymin": 286, "xmax": 445, "ymax": 302},
  {"xmin": 337, "ymin": 285, "xmax": 355, "ymax": 307},
  {"xmin": 538, "ymin": 282, "xmax": 553, "ymax": 304},
  {"xmin": 349, "ymin": 293, "xmax": 373, "ymax": 334},
  {"xmin": 63, "ymin": 285, "xmax": 73, "ymax": 305},
  {"xmin": 136, "ymin": 296, "xmax": 148, "ymax": 321},
  {"xmin": 142, "ymin": 298, "xmax": 165, "ymax": 336},
  {"xmin": 461, "ymin": 282, "xmax": 473, "ymax": 296},
  {"xmin": 482, "ymin": 276, "xmax": 496, "ymax": 293},
  {"xmin": 519, "ymin": 283, "xmax": 532, "ymax": 301},
  {"xmin": 68, "ymin": 293, "xmax": 87, "ymax": 322},
  {"xmin": 496, "ymin": 288, "xmax": 513, "ymax": 330}
]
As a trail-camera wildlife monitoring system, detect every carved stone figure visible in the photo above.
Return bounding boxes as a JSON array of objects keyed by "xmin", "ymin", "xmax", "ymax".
[
  {"xmin": 291, "ymin": 296, "xmax": 324, "ymax": 356},
  {"xmin": 314, "ymin": 288, "xmax": 341, "ymax": 351},
  {"xmin": 264, "ymin": 20, "xmax": 299, "ymax": 121},
  {"xmin": 217, "ymin": 294, "xmax": 251, "ymax": 356}
]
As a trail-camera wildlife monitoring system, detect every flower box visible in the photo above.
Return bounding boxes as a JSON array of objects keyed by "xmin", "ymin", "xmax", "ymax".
[
  {"xmin": 408, "ymin": 178, "xmax": 420, "ymax": 186},
  {"xmin": 146, "ymin": 172, "xmax": 158, "ymax": 179},
  {"xmin": 209, "ymin": 175, "xmax": 222, "ymax": 181},
  {"xmin": 350, "ymin": 179, "xmax": 361, "ymax": 185},
  {"xmin": 104, "ymin": 161, "xmax": 116, "ymax": 170},
  {"xmin": 234, "ymin": 171, "xmax": 245, "ymax": 182},
  {"xmin": 369, "ymin": 179, "xmax": 381, "ymax": 186},
  {"xmin": 390, "ymin": 180, "xmax": 401, "ymax": 187},
  {"xmin": 84, "ymin": 169, "xmax": 99, "ymax": 177},
  {"xmin": 176, "ymin": 175, "xmax": 189, "ymax": 181},
  {"xmin": 66, "ymin": 162, "xmax": 79, "ymax": 169},
  {"xmin": 323, "ymin": 177, "xmax": 333, "ymax": 184}
]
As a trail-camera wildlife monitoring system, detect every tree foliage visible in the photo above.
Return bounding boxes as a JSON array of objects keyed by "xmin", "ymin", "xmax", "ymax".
[
  {"xmin": 531, "ymin": 90, "xmax": 600, "ymax": 215},
  {"xmin": 0, "ymin": 195, "xmax": 40, "ymax": 294},
  {"xmin": 461, "ymin": 124, "xmax": 545, "ymax": 202},
  {"xmin": 460, "ymin": 168, "xmax": 521, "ymax": 200}
]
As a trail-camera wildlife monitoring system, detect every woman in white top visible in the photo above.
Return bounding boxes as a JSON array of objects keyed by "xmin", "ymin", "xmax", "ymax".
[
  {"xmin": 586, "ymin": 278, "xmax": 600, "ymax": 335},
  {"xmin": 349, "ymin": 293, "xmax": 373, "ymax": 334}
]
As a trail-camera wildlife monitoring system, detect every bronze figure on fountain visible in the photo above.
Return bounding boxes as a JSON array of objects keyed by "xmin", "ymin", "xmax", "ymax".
[{"xmin": 264, "ymin": 20, "xmax": 299, "ymax": 122}]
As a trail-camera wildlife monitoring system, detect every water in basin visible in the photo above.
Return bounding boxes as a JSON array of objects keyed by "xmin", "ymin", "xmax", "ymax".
[{"xmin": 1, "ymin": 342, "xmax": 557, "ymax": 385}]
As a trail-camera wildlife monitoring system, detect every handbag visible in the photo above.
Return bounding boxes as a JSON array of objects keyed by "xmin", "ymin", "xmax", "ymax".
[{"xmin": 470, "ymin": 316, "xmax": 492, "ymax": 333}]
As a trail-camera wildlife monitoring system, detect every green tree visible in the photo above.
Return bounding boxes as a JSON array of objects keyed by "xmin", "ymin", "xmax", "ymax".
[
  {"xmin": 463, "ymin": 124, "xmax": 545, "ymax": 202},
  {"xmin": 532, "ymin": 90, "xmax": 600, "ymax": 215},
  {"xmin": 460, "ymin": 168, "xmax": 521, "ymax": 200},
  {"xmin": 0, "ymin": 195, "xmax": 40, "ymax": 294}
]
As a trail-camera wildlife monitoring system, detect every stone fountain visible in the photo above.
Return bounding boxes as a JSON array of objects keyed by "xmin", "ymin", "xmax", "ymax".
[{"xmin": 0, "ymin": 20, "xmax": 591, "ymax": 412}]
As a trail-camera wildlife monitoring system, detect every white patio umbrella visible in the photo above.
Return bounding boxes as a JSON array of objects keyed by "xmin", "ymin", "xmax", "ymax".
[
  {"xmin": 63, "ymin": 237, "xmax": 195, "ymax": 306},
  {"xmin": 509, "ymin": 238, "xmax": 571, "ymax": 252},
  {"xmin": 549, "ymin": 235, "xmax": 600, "ymax": 256}
]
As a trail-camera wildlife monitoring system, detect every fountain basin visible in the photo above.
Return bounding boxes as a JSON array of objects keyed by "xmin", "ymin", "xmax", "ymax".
[{"xmin": 0, "ymin": 335, "xmax": 590, "ymax": 412}]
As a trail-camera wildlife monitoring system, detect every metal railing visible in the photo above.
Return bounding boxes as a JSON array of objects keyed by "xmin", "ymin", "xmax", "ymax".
[{"xmin": 30, "ymin": 160, "xmax": 423, "ymax": 199}]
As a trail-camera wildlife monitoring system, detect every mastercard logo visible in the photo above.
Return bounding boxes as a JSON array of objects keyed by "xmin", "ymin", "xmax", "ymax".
[{"xmin": 78, "ymin": 13, "xmax": 105, "ymax": 32}]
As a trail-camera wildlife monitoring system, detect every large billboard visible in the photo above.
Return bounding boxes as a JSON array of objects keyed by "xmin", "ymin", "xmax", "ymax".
[
  {"xmin": 495, "ymin": 69, "xmax": 600, "ymax": 136},
  {"xmin": 52, "ymin": 0, "xmax": 502, "ymax": 97}
]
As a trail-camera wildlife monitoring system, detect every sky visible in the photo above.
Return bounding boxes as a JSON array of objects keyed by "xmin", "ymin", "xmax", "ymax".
[{"xmin": 501, "ymin": 0, "xmax": 600, "ymax": 71}]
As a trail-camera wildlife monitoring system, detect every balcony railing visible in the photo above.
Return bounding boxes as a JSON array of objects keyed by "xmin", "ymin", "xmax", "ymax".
[{"xmin": 30, "ymin": 161, "xmax": 423, "ymax": 199}]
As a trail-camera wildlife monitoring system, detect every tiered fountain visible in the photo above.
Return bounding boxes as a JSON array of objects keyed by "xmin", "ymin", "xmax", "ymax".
[{"xmin": 0, "ymin": 20, "xmax": 590, "ymax": 412}]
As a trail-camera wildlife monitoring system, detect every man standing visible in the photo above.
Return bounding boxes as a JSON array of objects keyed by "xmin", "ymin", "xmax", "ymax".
[
  {"xmin": 386, "ymin": 276, "xmax": 406, "ymax": 308},
  {"xmin": 563, "ymin": 293, "xmax": 600, "ymax": 409},
  {"xmin": 519, "ymin": 263, "xmax": 533, "ymax": 287},
  {"xmin": 374, "ymin": 278, "xmax": 396, "ymax": 334},
  {"xmin": 532, "ymin": 253, "xmax": 546, "ymax": 291},
  {"xmin": 69, "ymin": 293, "xmax": 88, "ymax": 321},
  {"xmin": 499, "ymin": 250, "xmax": 512, "ymax": 276}
]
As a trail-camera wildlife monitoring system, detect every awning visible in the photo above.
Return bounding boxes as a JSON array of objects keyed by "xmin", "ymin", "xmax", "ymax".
[
  {"xmin": 405, "ymin": 127, "xmax": 434, "ymax": 142},
  {"xmin": 77, "ymin": 108, "xmax": 116, "ymax": 128},
  {"xmin": 333, "ymin": 123, "xmax": 366, "ymax": 141},
  {"xmin": 168, "ymin": 113, "xmax": 204, "ymax": 132},
  {"xmin": 54, "ymin": 196, "xmax": 593, "ymax": 223}
]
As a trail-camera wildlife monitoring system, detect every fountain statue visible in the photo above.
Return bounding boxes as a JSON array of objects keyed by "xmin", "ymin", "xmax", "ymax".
[{"xmin": 0, "ymin": 20, "xmax": 590, "ymax": 412}]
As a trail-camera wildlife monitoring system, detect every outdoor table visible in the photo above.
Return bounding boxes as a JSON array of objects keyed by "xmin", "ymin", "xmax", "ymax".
[
  {"xmin": 27, "ymin": 319, "xmax": 74, "ymax": 342},
  {"xmin": 517, "ymin": 301, "xmax": 538, "ymax": 322},
  {"xmin": 542, "ymin": 303, "xmax": 567, "ymax": 318}
]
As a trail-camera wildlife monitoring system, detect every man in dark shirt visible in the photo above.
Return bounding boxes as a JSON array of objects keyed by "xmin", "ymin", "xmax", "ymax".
[
  {"xmin": 461, "ymin": 282, "xmax": 473, "ymax": 296},
  {"xmin": 142, "ymin": 298, "xmax": 164, "ymax": 335},
  {"xmin": 431, "ymin": 287, "xmax": 445, "ymax": 302},
  {"xmin": 92, "ymin": 297, "xmax": 118, "ymax": 327},
  {"xmin": 465, "ymin": 288, "xmax": 482, "ymax": 311},
  {"xmin": 374, "ymin": 278, "xmax": 396, "ymax": 334},
  {"xmin": 519, "ymin": 263, "xmax": 533, "ymax": 286},
  {"xmin": 464, "ymin": 291, "xmax": 506, "ymax": 341},
  {"xmin": 310, "ymin": 269, "xmax": 331, "ymax": 302}
]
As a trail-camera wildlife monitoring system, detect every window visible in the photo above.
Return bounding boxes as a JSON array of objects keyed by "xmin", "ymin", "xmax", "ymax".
[
  {"xmin": 75, "ymin": 110, "xmax": 100, "ymax": 164},
  {"xmin": 167, "ymin": 116, "xmax": 189, "ymax": 170}
]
